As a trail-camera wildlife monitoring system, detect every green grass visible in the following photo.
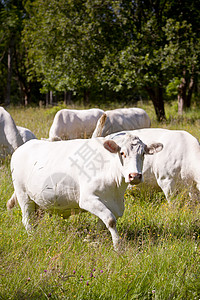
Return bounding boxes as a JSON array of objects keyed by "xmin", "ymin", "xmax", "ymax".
[{"xmin": 0, "ymin": 102, "xmax": 200, "ymax": 299}]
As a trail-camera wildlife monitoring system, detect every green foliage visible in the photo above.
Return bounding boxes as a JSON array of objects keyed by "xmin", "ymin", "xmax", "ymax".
[
  {"xmin": 0, "ymin": 0, "xmax": 36, "ymax": 105},
  {"xmin": 166, "ymin": 77, "xmax": 181, "ymax": 98},
  {"xmin": 22, "ymin": 1, "xmax": 200, "ymax": 112},
  {"xmin": 1, "ymin": 0, "xmax": 200, "ymax": 120},
  {"xmin": 23, "ymin": 0, "xmax": 127, "ymax": 94},
  {"xmin": 1, "ymin": 104, "xmax": 200, "ymax": 299},
  {"xmin": 44, "ymin": 102, "xmax": 69, "ymax": 117},
  {"xmin": 162, "ymin": 18, "xmax": 200, "ymax": 76}
]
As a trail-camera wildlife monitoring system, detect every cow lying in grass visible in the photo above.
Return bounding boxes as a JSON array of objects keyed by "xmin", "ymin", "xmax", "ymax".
[{"xmin": 7, "ymin": 133, "xmax": 162, "ymax": 249}]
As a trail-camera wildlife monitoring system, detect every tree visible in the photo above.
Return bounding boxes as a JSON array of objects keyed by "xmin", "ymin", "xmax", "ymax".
[
  {"xmin": 99, "ymin": 0, "xmax": 200, "ymax": 119},
  {"xmin": 0, "ymin": 1, "xmax": 16, "ymax": 105},
  {"xmin": 0, "ymin": 0, "xmax": 35, "ymax": 105},
  {"xmin": 98, "ymin": 1, "xmax": 169, "ymax": 121},
  {"xmin": 162, "ymin": 19, "xmax": 200, "ymax": 114},
  {"xmin": 23, "ymin": 0, "xmax": 126, "ymax": 104},
  {"xmin": 22, "ymin": 0, "xmax": 200, "ymax": 118}
]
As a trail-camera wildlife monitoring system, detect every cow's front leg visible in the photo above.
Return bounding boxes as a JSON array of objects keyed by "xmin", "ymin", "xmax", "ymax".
[
  {"xmin": 156, "ymin": 175, "xmax": 175, "ymax": 202},
  {"xmin": 79, "ymin": 195, "xmax": 120, "ymax": 250}
]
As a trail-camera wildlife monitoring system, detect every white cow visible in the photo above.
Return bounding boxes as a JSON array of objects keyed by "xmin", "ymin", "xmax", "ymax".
[
  {"xmin": 49, "ymin": 108, "xmax": 104, "ymax": 140},
  {"xmin": 17, "ymin": 126, "xmax": 37, "ymax": 143},
  {"xmin": 7, "ymin": 134, "xmax": 162, "ymax": 249},
  {"xmin": 92, "ymin": 108, "xmax": 151, "ymax": 138},
  {"xmin": 0, "ymin": 107, "xmax": 23, "ymax": 157},
  {"xmin": 108, "ymin": 128, "xmax": 200, "ymax": 201}
]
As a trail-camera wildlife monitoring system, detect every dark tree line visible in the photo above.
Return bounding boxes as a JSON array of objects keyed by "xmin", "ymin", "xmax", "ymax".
[{"xmin": 0, "ymin": 0, "xmax": 200, "ymax": 121}]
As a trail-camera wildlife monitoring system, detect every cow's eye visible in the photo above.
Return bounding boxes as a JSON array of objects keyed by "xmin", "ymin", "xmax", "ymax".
[{"xmin": 120, "ymin": 152, "xmax": 126, "ymax": 158}]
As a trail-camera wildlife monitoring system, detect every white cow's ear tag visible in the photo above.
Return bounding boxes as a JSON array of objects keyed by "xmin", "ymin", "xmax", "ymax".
[{"xmin": 103, "ymin": 140, "xmax": 120, "ymax": 153}]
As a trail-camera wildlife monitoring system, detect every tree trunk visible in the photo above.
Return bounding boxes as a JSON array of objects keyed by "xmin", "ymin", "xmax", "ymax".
[
  {"xmin": 145, "ymin": 86, "xmax": 166, "ymax": 121},
  {"xmin": 178, "ymin": 94, "xmax": 184, "ymax": 115},
  {"xmin": 13, "ymin": 41, "xmax": 31, "ymax": 106},
  {"xmin": 46, "ymin": 92, "xmax": 49, "ymax": 106},
  {"xmin": 24, "ymin": 93, "xmax": 28, "ymax": 106},
  {"xmin": 178, "ymin": 71, "xmax": 195, "ymax": 114},
  {"xmin": 50, "ymin": 91, "xmax": 53, "ymax": 105},
  {"xmin": 18, "ymin": 80, "xmax": 30, "ymax": 106},
  {"xmin": 84, "ymin": 89, "xmax": 90, "ymax": 105},
  {"xmin": 64, "ymin": 91, "xmax": 67, "ymax": 105},
  {"xmin": 64, "ymin": 91, "xmax": 72, "ymax": 105},
  {"xmin": 178, "ymin": 77, "xmax": 186, "ymax": 115},
  {"xmin": 185, "ymin": 76, "xmax": 194, "ymax": 108},
  {"xmin": 5, "ymin": 46, "xmax": 12, "ymax": 106}
]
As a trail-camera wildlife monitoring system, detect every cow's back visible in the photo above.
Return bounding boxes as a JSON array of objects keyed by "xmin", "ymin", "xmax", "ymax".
[
  {"xmin": 17, "ymin": 126, "xmax": 37, "ymax": 143},
  {"xmin": 75, "ymin": 108, "xmax": 104, "ymax": 137},
  {"xmin": 49, "ymin": 108, "xmax": 104, "ymax": 140},
  {"xmin": 99, "ymin": 108, "xmax": 151, "ymax": 137}
]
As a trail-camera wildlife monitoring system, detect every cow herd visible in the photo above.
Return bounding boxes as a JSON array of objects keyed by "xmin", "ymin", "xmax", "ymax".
[{"xmin": 1, "ymin": 105, "xmax": 200, "ymax": 249}]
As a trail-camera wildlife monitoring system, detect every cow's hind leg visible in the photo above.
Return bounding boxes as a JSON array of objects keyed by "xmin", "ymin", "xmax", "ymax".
[
  {"xmin": 79, "ymin": 195, "xmax": 119, "ymax": 250},
  {"xmin": 7, "ymin": 192, "xmax": 18, "ymax": 210},
  {"xmin": 16, "ymin": 192, "xmax": 37, "ymax": 232}
]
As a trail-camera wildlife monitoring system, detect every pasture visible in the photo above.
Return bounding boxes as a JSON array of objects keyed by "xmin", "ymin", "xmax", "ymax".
[{"xmin": 0, "ymin": 102, "xmax": 200, "ymax": 299}]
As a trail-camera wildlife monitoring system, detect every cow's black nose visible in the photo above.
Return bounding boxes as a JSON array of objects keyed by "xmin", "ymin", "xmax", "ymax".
[{"xmin": 128, "ymin": 173, "xmax": 142, "ymax": 183}]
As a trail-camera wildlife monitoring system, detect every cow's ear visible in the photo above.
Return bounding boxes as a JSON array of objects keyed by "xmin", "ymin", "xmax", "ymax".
[
  {"xmin": 103, "ymin": 140, "xmax": 120, "ymax": 153},
  {"xmin": 145, "ymin": 143, "xmax": 163, "ymax": 155}
]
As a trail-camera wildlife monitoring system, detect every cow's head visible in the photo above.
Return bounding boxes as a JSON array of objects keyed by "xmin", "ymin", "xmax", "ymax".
[{"xmin": 103, "ymin": 133, "xmax": 163, "ymax": 185}]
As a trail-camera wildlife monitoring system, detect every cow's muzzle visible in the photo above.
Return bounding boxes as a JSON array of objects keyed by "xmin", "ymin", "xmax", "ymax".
[{"xmin": 128, "ymin": 173, "xmax": 142, "ymax": 184}]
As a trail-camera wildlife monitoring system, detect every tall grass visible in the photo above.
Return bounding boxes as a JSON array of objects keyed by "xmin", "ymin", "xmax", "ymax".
[{"xmin": 0, "ymin": 102, "xmax": 200, "ymax": 299}]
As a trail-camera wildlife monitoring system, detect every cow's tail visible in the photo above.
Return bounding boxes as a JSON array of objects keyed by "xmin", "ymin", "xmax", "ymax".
[
  {"xmin": 7, "ymin": 192, "xmax": 18, "ymax": 210},
  {"xmin": 92, "ymin": 113, "xmax": 107, "ymax": 138}
]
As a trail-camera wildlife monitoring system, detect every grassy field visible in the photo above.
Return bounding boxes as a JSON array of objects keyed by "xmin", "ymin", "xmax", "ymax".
[{"xmin": 0, "ymin": 102, "xmax": 200, "ymax": 299}]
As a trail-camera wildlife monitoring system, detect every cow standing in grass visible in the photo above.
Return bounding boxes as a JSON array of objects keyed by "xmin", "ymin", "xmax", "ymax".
[
  {"xmin": 7, "ymin": 133, "xmax": 162, "ymax": 249},
  {"xmin": 108, "ymin": 128, "xmax": 200, "ymax": 201},
  {"xmin": 92, "ymin": 108, "xmax": 151, "ymax": 138},
  {"xmin": 49, "ymin": 108, "xmax": 104, "ymax": 140}
]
